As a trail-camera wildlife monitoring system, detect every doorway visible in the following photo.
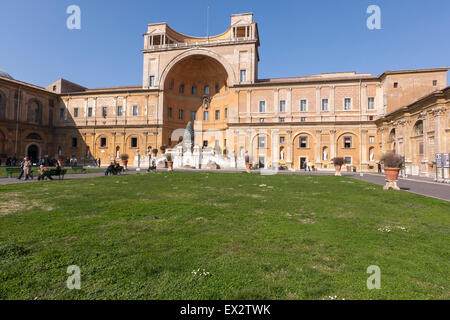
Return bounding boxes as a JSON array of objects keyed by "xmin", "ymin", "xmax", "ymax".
[
  {"xmin": 258, "ymin": 155, "xmax": 265, "ymax": 168},
  {"xmin": 299, "ymin": 157, "xmax": 307, "ymax": 170},
  {"xmin": 27, "ymin": 144, "xmax": 39, "ymax": 164}
]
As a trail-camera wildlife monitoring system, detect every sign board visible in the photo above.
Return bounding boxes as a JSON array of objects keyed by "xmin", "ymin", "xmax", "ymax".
[
  {"xmin": 444, "ymin": 153, "xmax": 450, "ymax": 168},
  {"xmin": 436, "ymin": 153, "xmax": 443, "ymax": 168}
]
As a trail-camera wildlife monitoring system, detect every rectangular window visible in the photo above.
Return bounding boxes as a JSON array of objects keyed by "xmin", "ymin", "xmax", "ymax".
[
  {"xmin": 74, "ymin": 108, "xmax": 78, "ymax": 118},
  {"xmin": 168, "ymin": 107, "xmax": 173, "ymax": 118},
  {"xmin": 418, "ymin": 142, "xmax": 424, "ymax": 155},
  {"xmin": 179, "ymin": 84, "xmax": 185, "ymax": 94},
  {"xmin": 59, "ymin": 108, "xmax": 65, "ymax": 120},
  {"xmin": 190, "ymin": 111, "xmax": 196, "ymax": 121},
  {"xmin": 88, "ymin": 107, "xmax": 93, "ymax": 117},
  {"xmin": 259, "ymin": 101, "xmax": 266, "ymax": 113},
  {"xmin": 215, "ymin": 110, "xmax": 220, "ymax": 120},
  {"xmin": 49, "ymin": 99, "xmax": 54, "ymax": 108},
  {"xmin": 368, "ymin": 97, "xmax": 375, "ymax": 110},
  {"xmin": 215, "ymin": 84, "xmax": 220, "ymax": 93},
  {"xmin": 344, "ymin": 98, "xmax": 352, "ymax": 110},
  {"xmin": 299, "ymin": 137, "xmax": 308, "ymax": 148},
  {"xmin": 178, "ymin": 109, "xmax": 184, "ymax": 120},
  {"xmin": 321, "ymin": 99, "xmax": 328, "ymax": 112},
  {"xmin": 279, "ymin": 117, "xmax": 285, "ymax": 122},
  {"xmin": 279, "ymin": 100, "xmax": 286, "ymax": 113},
  {"xmin": 203, "ymin": 111, "xmax": 209, "ymax": 121},
  {"xmin": 280, "ymin": 136, "xmax": 285, "ymax": 144},
  {"xmin": 369, "ymin": 136, "xmax": 375, "ymax": 144},
  {"xmin": 345, "ymin": 157, "xmax": 352, "ymax": 164},
  {"xmin": 240, "ymin": 70, "xmax": 247, "ymax": 82},
  {"xmin": 71, "ymin": 137, "xmax": 77, "ymax": 148},
  {"xmin": 204, "ymin": 86, "xmax": 210, "ymax": 95},
  {"xmin": 433, "ymin": 80, "xmax": 437, "ymax": 86},
  {"xmin": 224, "ymin": 108, "xmax": 228, "ymax": 118},
  {"xmin": 192, "ymin": 86, "xmax": 197, "ymax": 95},
  {"xmin": 133, "ymin": 106, "xmax": 138, "ymax": 116},
  {"xmin": 149, "ymin": 76, "xmax": 155, "ymax": 87},
  {"xmin": 117, "ymin": 106, "xmax": 123, "ymax": 116},
  {"xmin": 258, "ymin": 136, "xmax": 266, "ymax": 148},
  {"xmin": 300, "ymin": 99, "xmax": 307, "ymax": 112},
  {"xmin": 131, "ymin": 137, "xmax": 138, "ymax": 148},
  {"xmin": 394, "ymin": 82, "xmax": 398, "ymax": 88},
  {"xmin": 300, "ymin": 117, "xmax": 306, "ymax": 122},
  {"xmin": 344, "ymin": 137, "xmax": 352, "ymax": 148},
  {"xmin": 100, "ymin": 137, "xmax": 107, "ymax": 148},
  {"xmin": 102, "ymin": 107, "xmax": 108, "ymax": 117},
  {"xmin": 169, "ymin": 80, "xmax": 174, "ymax": 90}
]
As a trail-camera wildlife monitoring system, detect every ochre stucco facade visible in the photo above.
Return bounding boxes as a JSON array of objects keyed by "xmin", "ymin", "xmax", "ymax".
[{"xmin": 0, "ymin": 13, "xmax": 448, "ymax": 176}]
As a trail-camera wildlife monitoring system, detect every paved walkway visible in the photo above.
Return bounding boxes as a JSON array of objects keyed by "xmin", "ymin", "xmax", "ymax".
[{"xmin": 1, "ymin": 168, "xmax": 449, "ymax": 202}]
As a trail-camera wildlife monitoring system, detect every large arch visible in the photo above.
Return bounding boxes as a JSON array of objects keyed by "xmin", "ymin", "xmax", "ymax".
[{"xmin": 158, "ymin": 48, "xmax": 237, "ymax": 90}]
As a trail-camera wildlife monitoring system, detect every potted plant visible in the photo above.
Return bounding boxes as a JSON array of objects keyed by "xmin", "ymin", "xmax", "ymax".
[
  {"xmin": 332, "ymin": 157, "xmax": 345, "ymax": 176},
  {"xmin": 380, "ymin": 152, "xmax": 403, "ymax": 190},
  {"xmin": 120, "ymin": 153, "xmax": 129, "ymax": 169},
  {"xmin": 166, "ymin": 154, "xmax": 173, "ymax": 171}
]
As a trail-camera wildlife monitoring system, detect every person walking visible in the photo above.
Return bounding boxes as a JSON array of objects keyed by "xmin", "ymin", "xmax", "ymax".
[
  {"xmin": 23, "ymin": 157, "xmax": 32, "ymax": 180},
  {"xmin": 17, "ymin": 158, "xmax": 25, "ymax": 180},
  {"xmin": 307, "ymin": 161, "xmax": 312, "ymax": 172},
  {"xmin": 377, "ymin": 162, "xmax": 382, "ymax": 173}
]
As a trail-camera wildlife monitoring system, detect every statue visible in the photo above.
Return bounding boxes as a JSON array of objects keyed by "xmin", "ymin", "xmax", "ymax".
[{"xmin": 180, "ymin": 121, "xmax": 194, "ymax": 152}]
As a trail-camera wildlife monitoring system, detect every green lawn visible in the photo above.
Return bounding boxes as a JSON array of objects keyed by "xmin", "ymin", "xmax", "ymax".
[{"xmin": 0, "ymin": 172, "xmax": 448, "ymax": 300}]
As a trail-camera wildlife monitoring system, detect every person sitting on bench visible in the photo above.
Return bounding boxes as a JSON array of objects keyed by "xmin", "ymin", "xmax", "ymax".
[{"xmin": 38, "ymin": 165, "xmax": 53, "ymax": 181}]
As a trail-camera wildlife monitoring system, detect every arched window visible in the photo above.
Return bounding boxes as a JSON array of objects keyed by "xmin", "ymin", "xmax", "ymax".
[
  {"xmin": 414, "ymin": 120, "xmax": 423, "ymax": 136},
  {"xmin": 26, "ymin": 133, "xmax": 42, "ymax": 140}
]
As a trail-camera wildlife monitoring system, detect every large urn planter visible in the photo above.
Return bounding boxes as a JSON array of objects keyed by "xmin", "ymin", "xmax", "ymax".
[
  {"xmin": 166, "ymin": 155, "xmax": 173, "ymax": 171},
  {"xmin": 120, "ymin": 153, "xmax": 129, "ymax": 170},
  {"xmin": 334, "ymin": 164, "xmax": 342, "ymax": 176},
  {"xmin": 381, "ymin": 153, "xmax": 403, "ymax": 190},
  {"xmin": 331, "ymin": 157, "xmax": 345, "ymax": 176}
]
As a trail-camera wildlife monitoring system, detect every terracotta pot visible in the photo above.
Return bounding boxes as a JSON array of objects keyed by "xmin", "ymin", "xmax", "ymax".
[
  {"xmin": 334, "ymin": 164, "xmax": 342, "ymax": 172},
  {"xmin": 167, "ymin": 161, "xmax": 173, "ymax": 171},
  {"xmin": 384, "ymin": 167, "xmax": 400, "ymax": 181},
  {"xmin": 245, "ymin": 163, "xmax": 251, "ymax": 169},
  {"xmin": 122, "ymin": 160, "xmax": 128, "ymax": 167}
]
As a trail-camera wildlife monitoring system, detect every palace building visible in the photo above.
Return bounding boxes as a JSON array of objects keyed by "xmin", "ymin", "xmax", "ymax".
[{"xmin": 0, "ymin": 13, "xmax": 449, "ymax": 177}]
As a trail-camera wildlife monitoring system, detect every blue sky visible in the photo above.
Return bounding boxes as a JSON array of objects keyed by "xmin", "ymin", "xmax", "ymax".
[{"xmin": 0, "ymin": 0, "xmax": 449, "ymax": 88}]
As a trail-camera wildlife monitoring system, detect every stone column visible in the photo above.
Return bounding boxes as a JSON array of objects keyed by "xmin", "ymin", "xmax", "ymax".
[
  {"xmin": 286, "ymin": 130, "xmax": 293, "ymax": 168},
  {"xmin": 271, "ymin": 129, "xmax": 279, "ymax": 167},
  {"xmin": 330, "ymin": 85, "xmax": 335, "ymax": 119},
  {"xmin": 330, "ymin": 130, "xmax": 336, "ymax": 159},
  {"xmin": 315, "ymin": 130, "xmax": 322, "ymax": 165},
  {"xmin": 315, "ymin": 86, "xmax": 321, "ymax": 115},
  {"xmin": 287, "ymin": 88, "xmax": 292, "ymax": 121},
  {"xmin": 274, "ymin": 89, "xmax": 279, "ymax": 116},
  {"xmin": 361, "ymin": 129, "xmax": 368, "ymax": 164}
]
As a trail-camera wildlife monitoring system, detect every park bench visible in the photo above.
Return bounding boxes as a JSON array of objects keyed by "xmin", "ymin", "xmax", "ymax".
[
  {"xmin": 5, "ymin": 167, "xmax": 34, "ymax": 179},
  {"xmin": 70, "ymin": 165, "xmax": 87, "ymax": 174},
  {"xmin": 105, "ymin": 166, "xmax": 124, "ymax": 176},
  {"xmin": 40, "ymin": 169, "xmax": 67, "ymax": 180}
]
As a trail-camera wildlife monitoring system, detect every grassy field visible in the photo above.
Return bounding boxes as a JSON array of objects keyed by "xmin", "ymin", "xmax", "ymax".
[
  {"xmin": 0, "ymin": 172, "xmax": 448, "ymax": 300},
  {"xmin": 0, "ymin": 167, "xmax": 104, "ymax": 178}
]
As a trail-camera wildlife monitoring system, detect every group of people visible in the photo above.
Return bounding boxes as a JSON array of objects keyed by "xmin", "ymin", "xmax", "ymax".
[{"xmin": 104, "ymin": 162, "xmax": 123, "ymax": 176}]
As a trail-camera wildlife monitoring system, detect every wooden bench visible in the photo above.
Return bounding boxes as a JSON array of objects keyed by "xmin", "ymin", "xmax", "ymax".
[
  {"xmin": 6, "ymin": 167, "xmax": 34, "ymax": 179},
  {"xmin": 40, "ymin": 169, "xmax": 67, "ymax": 180}
]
